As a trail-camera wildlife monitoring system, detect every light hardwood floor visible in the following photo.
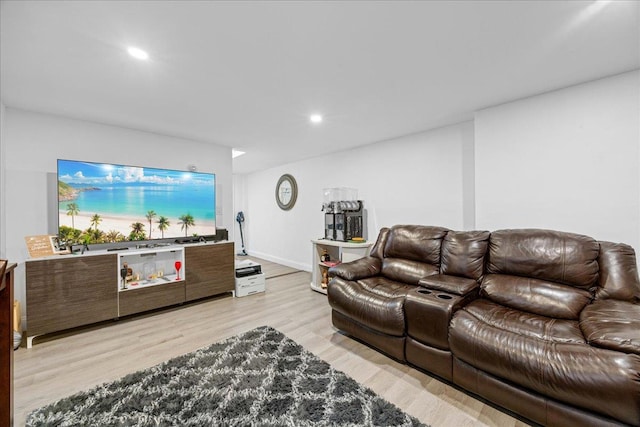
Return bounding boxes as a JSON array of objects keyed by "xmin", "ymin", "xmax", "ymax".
[{"xmin": 14, "ymin": 257, "xmax": 529, "ymax": 426}]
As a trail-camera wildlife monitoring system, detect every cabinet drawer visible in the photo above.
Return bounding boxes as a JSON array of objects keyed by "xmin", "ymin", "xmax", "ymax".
[{"xmin": 118, "ymin": 282, "xmax": 185, "ymax": 317}]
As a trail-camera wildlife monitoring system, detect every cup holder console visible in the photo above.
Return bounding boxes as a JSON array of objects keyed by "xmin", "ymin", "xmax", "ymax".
[
  {"xmin": 407, "ymin": 286, "xmax": 473, "ymax": 351},
  {"xmin": 416, "ymin": 288, "xmax": 453, "ymax": 300}
]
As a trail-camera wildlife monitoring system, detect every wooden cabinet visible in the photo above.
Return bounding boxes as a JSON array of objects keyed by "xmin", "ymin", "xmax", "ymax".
[
  {"xmin": 25, "ymin": 242, "xmax": 234, "ymax": 346},
  {"xmin": 26, "ymin": 254, "xmax": 118, "ymax": 346},
  {"xmin": 185, "ymin": 242, "xmax": 234, "ymax": 301}
]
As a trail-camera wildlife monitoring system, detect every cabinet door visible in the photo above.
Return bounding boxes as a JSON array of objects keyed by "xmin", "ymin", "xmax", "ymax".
[
  {"xmin": 185, "ymin": 243, "xmax": 234, "ymax": 301},
  {"xmin": 118, "ymin": 282, "xmax": 185, "ymax": 317},
  {"xmin": 26, "ymin": 255, "xmax": 118, "ymax": 336}
]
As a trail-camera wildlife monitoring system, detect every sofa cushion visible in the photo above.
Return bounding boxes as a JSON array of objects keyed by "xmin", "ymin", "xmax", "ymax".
[
  {"xmin": 327, "ymin": 276, "xmax": 409, "ymax": 337},
  {"xmin": 383, "ymin": 225, "xmax": 448, "ymax": 264},
  {"xmin": 450, "ymin": 299, "xmax": 640, "ymax": 425},
  {"xmin": 487, "ymin": 229, "xmax": 599, "ymax": 290},
  {"xmin": 482, "ymin": 274, "xmax": 592, "ymax": 320},
  {"xmin": 381, "ymin": 257, "xmax": 438, "ymax": 286},
  {"xmin": 460, "ymin": 299, "xmax": 585, "ymax": 344},
  {"xmin": 596, "ymin": 241, "xmax": 640, "ymax": 301},
  {"xmin": 441, "ymin": 230, "xmax": 490, "ymax": 281},
  {"xmin": 581, "ymin": 299, "xmax": 640, "ymax": 355}
]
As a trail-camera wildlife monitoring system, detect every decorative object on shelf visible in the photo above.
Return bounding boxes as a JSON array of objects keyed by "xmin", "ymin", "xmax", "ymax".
[
  {"xmin": 349, "ymin": 237, "xmax": 367, "ymax": 243},
  {"xmin": 275, "ymin": 174, "xmax": 298, "ymax": 210},
  {"xmin": 120, "ymin": 263, "xmax": 128, "ymax": 290},
  {"xmin": 143, "ymin": 261, "xmax": 156, "ymax": 281},
  {"xmin": 321, "ymin": 249, "xmax": 330, "ymax": 262},
  {"xmin": 323, "ymin": 260, "xmax": 340, "ymax": 267},
  {"xmin": 24, "ymin": 235, "xmax": 70, "ymax": 258},
  {"xmin": 321, "ymin": 270, "xmax": 328, "ymax": 288},
  {"xmin": 175, "ymin": 260, "xmax": 182, "ymax": 280}
]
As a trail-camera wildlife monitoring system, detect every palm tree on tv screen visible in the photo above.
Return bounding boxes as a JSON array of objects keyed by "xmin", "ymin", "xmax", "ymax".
[
  {"xmin": 146, "ymin": 210, "xmax": 157, "ymax": 239},
  {"xmin": 157, "ymin": 216, "xmax": 170, "ymax": 238},
  {"xmin": 129, "ymin": 222, "xmax": 146, "ymax": 241},
  {"xmin": 179, "ymin": 214, "xmax": 195, "ymax": 237},
  {"xmin": 105, "ymin": 230, "xmax": 125, "ymax": 243},
  {"xmin": 66, "ymin": 203, "xmax": 79, "ymax": 230},
  {"xmin": 90, "ymin": 213, "xmax": 102, "ymax": 231}
]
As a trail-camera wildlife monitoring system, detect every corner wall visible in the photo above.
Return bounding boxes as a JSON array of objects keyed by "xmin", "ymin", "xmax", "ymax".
[
  {"xmin": 3, "ymin": 108, "xmax": 233, "ymax": 316},
  {"xmin": 475, "ymin": 70, "xmax": 640, "ymax": 249},
  {"xmin": 242, "ymin": 121, "xmax": 475, "ymax": 270},
  {"xmin": 239, "ymin": 71, "xmax": 640, "ymax": 272}
]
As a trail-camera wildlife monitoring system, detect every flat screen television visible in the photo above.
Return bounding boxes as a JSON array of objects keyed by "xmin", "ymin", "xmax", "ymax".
[{"xmin": 57, "ymin": 159, "xmax": 216, "ymax": 244}]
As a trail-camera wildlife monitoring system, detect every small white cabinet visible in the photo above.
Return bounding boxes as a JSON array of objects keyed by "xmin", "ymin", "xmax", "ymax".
[{"xmin": 310, "ymin": 239, "xmax": 373, "ymax": 294}]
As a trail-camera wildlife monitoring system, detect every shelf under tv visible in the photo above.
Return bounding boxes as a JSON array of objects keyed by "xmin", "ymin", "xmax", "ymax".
[{"xmin": 120, "ymin": 274, "xmax": 184, "ymax": 292}]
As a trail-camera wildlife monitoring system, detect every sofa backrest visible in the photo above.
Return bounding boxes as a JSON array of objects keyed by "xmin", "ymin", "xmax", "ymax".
[
  {"xmin": 483, "ymin": 229, "xmax": 599, "ymax": 319},
  {"xmin": 440, "ymin": 230, "xmax": 490, "ymax": 281},
  {"xmin": 377, "ymin": 225, "xmax": 448, "ymax": 285},
  {"xmin": 384, "ymin": 225, "xmax": 449, "ymax": 263},
  {"xmin": 486, "ymin": 229, "xmax": 600, "ymax": 288}
]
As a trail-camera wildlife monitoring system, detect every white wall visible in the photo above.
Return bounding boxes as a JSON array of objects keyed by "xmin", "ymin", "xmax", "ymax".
[
  {"xmin": 239, "ymin": 71, "xmax": 640, "ymax": 271},
  {"xmin": 0, "ymin": 103, "xmax": 6, "ymax": 259},
  {"xmin": 3, "ymin": 108, "xmax": 233, "ymax": 316},
  {"xmin": 233, "ymin": 174, "xmax": 249, "ymax": 254},
  {"xmin": 475, "ymin": 70, "xmax": 640, "ymax": 250},
  {"xmin": 242, "ymin": 121, "xmax": 475, "ymax": 271}
]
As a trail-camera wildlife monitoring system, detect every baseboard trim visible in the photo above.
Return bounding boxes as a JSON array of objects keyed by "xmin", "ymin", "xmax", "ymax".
[{"xmin": 245, "ymin": 250, "xmax": 310, "ymax": 272}]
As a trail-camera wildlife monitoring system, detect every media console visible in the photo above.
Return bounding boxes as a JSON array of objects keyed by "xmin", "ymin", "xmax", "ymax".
[{"xmin": 25, "ymin": 241, "xmax": 234, "ymax": 347}]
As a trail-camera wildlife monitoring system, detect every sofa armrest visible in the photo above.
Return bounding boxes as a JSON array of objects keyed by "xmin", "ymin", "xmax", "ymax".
[
  {"xmin": 580, "ymin": 299, "xmax": 640, "ymax": 355},
  {"xmin": 328, "ymin": 256, "xmax": 381, "ymax": 281},
  {"xmin": 418, "ymin": 274, "xmax": 479, "ymax": 296}
]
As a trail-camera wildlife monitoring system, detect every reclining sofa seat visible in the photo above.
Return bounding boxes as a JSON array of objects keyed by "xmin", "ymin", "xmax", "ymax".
[
  {"xmin": 449, "ymin": 229, "xmax": 640, "ymax": 427},
  {"xmin": 327, "ymin": 225, "xmax": 640, "ymax": 427},
  {"xmin": 327, "ymin": 225, "xmax": 449, "ymax": 360}
]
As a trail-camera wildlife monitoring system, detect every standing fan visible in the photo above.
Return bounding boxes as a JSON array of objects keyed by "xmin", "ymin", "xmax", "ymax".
[{"xmin": 236, "ymin": 211, "xmax": 248, "ymax": 256}]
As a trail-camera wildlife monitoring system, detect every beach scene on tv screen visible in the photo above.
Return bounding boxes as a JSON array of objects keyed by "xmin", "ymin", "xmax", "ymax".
[{"xmin": 58, "ymin": 160, "xmax": 216, "ymax": 244}]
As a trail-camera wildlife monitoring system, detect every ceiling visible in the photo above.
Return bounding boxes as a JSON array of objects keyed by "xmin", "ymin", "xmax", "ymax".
[{"xmin": 1, "ymin": 1, "xmax": 638, "ymax": 174}]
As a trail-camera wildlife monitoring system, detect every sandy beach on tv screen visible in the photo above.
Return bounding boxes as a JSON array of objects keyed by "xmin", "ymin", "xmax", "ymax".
[{"xmin": 59, "ymin": 212, "xmax": 215, "ymax": 239}]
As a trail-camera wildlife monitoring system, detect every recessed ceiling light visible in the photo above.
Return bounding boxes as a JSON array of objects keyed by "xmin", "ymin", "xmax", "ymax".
[
  {"xmin": 232, "ymin": 149, "xmax": 246, "ymax": 158},
  {"xmin": 309, "ymin": 114, "xmax": 323, "ymax": 124},
  {"xmin": 127, "ymin": 46, "xmax": 149, "ymax": 60}
]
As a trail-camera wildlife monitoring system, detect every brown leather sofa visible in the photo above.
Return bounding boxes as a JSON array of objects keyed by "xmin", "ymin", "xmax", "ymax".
[{"xmin": 327, "ymin": 225, "xmax": 640, "ymax": 426}]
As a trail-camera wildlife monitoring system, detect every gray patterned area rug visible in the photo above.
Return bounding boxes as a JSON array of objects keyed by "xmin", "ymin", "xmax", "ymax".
[{"xmin": 27, "ymin": 326, "xmax": 427, "ymax": 426}]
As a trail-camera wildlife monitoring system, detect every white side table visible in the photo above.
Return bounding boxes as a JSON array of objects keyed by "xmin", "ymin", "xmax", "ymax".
[{"xmin": 310, "ymin": 239, "xmax": 373, "ymax": 294}]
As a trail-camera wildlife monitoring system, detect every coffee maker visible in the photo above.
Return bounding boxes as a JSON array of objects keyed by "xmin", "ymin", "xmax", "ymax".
[{"xmin": 323, "ymin": 200, "xmax": 364, "ymax": 241}]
